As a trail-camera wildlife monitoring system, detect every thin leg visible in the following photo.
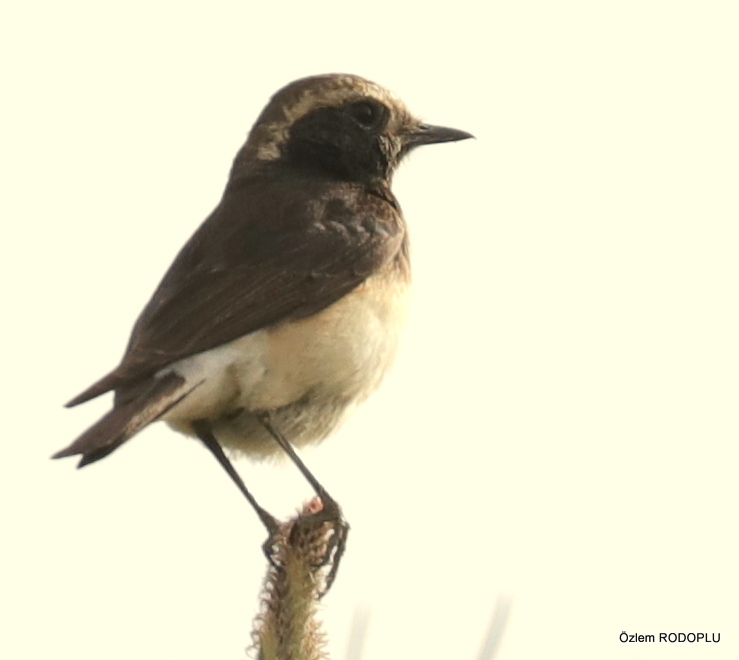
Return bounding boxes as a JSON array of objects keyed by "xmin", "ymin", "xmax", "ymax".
[
  {"xmin": 256, "ymin": 412, "xmax": 332, "ymax": 503},
  {"xmin": 192, "ymin": 419, "xmax": 278, "ymax": 535},
  {"xmin": 256, "ymin": 411, "xmax": 348, "ymax": 595}
]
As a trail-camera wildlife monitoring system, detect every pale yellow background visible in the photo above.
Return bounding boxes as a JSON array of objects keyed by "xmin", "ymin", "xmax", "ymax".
[{"xmin": 1, "ymin": 1, "xmax": 737, "ymax": 659}]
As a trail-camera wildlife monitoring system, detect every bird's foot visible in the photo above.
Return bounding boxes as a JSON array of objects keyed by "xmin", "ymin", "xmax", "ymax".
[
  {"xmin": 289, "ymin": 495, "xmax": 349, "ymax": 596},
  {"xmin": 259, "ymin": 510, "xmax": 286, "ymax": 570},
  {"xmin": 257, "ymin": 495, "xmax": 348, "ymax": 596}
]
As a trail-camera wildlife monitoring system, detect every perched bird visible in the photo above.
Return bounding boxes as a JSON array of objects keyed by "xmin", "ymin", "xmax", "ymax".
[{"xmin": 55, "ymin": 74, "xmax": 472, "ymax": 557}]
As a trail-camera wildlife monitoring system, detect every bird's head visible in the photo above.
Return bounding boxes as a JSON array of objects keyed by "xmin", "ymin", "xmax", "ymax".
[{"xmin": 235, "ymin": 74, "xmax": 472, "ymax": 183}]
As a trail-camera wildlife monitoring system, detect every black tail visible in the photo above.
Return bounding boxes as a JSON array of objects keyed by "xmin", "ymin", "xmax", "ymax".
[{"xmin": 54, "ymin": 373, "xmax": 199, "ymax": 467}]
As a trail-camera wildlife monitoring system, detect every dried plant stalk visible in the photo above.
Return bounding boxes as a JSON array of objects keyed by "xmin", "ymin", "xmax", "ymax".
[{"xmin": 252, "ymin": 498, "xmax": 344, "ymax": 660}]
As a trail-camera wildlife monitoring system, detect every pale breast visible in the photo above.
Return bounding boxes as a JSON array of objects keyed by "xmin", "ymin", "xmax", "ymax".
[
  {"xmin": 164, "ymin": 263, "xmax": 409, "ymax": 442},
  {"xmin": 245, "ymin": 265, "xmax": 410, "ymax": 410}
]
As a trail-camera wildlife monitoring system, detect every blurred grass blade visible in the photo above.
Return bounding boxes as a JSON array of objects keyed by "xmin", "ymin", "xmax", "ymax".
[
  {"xmin": 345, "ymin": 604, "xmax": 371, "ymax": 660},
  {"xmin": 477, "ymin": 595, "xmax": 513, "ymax": 660}
]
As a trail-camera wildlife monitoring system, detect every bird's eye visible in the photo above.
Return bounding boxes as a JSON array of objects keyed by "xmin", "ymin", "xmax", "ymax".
[{"xmin": 348, "ymin": 101, "xmax": 385, "ymax": 129}]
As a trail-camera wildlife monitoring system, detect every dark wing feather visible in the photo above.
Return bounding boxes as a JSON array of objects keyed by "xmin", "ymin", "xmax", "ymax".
[{"xmin": 68, "ymin": 174, "xmax": 404, "ymax": 406}]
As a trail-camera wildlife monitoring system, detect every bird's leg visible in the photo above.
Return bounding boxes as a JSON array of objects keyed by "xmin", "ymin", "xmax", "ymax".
[
  {"xmin": 256, "ymin": 412, "xmax": 349, "ymax": 593},
  {"xmin": 191, "ymin": 419, "xmax": 282, "ymax": 565}
]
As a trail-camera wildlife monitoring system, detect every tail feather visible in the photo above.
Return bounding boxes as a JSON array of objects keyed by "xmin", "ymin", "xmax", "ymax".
[
  {"xmin": 54, "ymin": 373, "xmax": 200, "ymax": 467},
  {"xmin": 65, "ymin": 370, "xmax": 131, "ymax": 408}
]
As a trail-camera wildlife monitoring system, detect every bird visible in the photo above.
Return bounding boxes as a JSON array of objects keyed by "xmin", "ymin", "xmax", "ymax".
[{"xmin": 54, "ymin": 73, "xmax": 472, "ymax": 568}]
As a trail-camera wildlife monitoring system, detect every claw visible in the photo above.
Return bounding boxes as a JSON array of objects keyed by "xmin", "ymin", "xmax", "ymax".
[
  {"xmin": 288, "ymin": 498, "xmax": 349, "ymax": 597},
  {"xmin": 321, "ymin": 519, "xmax": 349, "ymax": 596}
]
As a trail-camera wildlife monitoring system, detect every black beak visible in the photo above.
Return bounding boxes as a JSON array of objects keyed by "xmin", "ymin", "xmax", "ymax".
[{"xmin": 406, "ymin": 123, "xmax": 474, "ymax": 147}]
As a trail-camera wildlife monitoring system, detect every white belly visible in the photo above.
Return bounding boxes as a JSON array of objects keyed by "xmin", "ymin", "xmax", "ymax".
[{"xmin": 162, "ymin": 268, "xmax": 409, "ymax": 455}]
